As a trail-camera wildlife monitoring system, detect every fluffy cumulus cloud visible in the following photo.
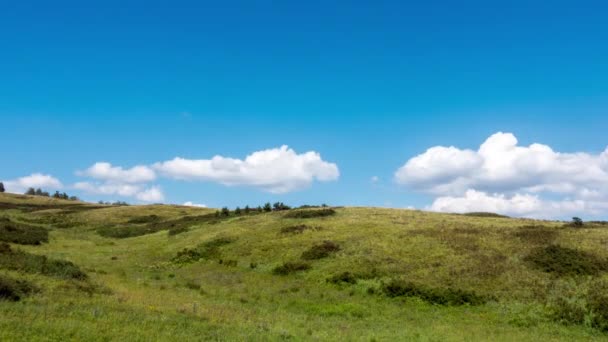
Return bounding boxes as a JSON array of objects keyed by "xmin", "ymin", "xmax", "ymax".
[
  {"xmin": 73, "ymin": 182, "xmax": 164, "ymax": 203},
  {"xmin": 2, "ymin": 173, "xmax": 63, "ymax": 193},
  {"xmin": 154, "ymin": 145, "xmax": 339, "ymax": 193},
  {"xmin": 77, "ymin": 162, "xmax": 156, "ymax": 183},
  {"xmin": 182, "ymin": 201, "xmax": 207, "ymax": 208},
  {"xmin": 395, "ymin": 132, "xmax": 608, "ymax": 218}
]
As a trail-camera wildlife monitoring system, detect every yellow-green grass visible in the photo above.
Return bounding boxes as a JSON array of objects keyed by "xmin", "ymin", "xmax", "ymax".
[{"xmin": 1, "ymin": 192, "xmax": 607, "ymax": 341}]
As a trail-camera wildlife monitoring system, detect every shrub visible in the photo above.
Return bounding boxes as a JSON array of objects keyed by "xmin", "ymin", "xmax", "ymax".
[
  {"xmin": 272, "ymin": 261, "xmax": 311, "ymax": 275},
  {"xmin": 172, "ymin": 237, "xmax": 235, "ymax": 264},
  {"xmin": 327, "ymin": 272, "xmax": 358, "ymax": 284},
  {"xmin": 0, "ymin": 243, "xmax": 87, "ymax": 280},
  {"xmin": 284, "ymin": 208, "xmax": 336, "ymax": 219},
  {"xmin": 98, "ymin": 213, "xmax": 223, "ymax": 239},
  {"xmin": 97, "ymin": 225, "xmax": 164, "ymax": 239},
  {"xmin": 185, "ymin": 281, "xmax": 201, "ymax": 290},
  {"xmin": 0, "ymin": 275, "xmax": 37, "ymax": 301},
  {"xmin": 381, "ymin": 279, "xmax": 486, "ymax": 306},
  {"xmin": 524, "ymin": 245, "xmax": 608, "ymax": 276},
  {"xmin": 221, "ymin": 207, "xmax": 230, "ymax": 217},
  {"xmin": 301, "ymin": 241, "xmax": 341, "ymax": 260},
  {"xmin": 263, "ymin": 203, "xmax": 272, "ymax": 212},
  {"xmin": 0, "ymin": 218, "xmax": 49, "ymax": 245},
  {"xmin": 273, "ymin": 202, "xmax": 291, "ymax": 211},
  {"xmin": 546, "ymin": 279, "xmax": 608, "ymax": 332},
  {"xmin": 280, "ymin": 225, "xmax": 321, "ymax": 234},
  {"xmin": 564, "ymin": 217, "xmax": 584, "ymax": 228},
  {"xmin": 0, "ymin": 182, "xmax": 4, "ymax": 193},
  {"xmin": 463, "ymin": 212, "xmax": 509, "ymax": 218},
  {"xmin": 167, "ymin": 226, "xmax": 189, "ymax": 236}
]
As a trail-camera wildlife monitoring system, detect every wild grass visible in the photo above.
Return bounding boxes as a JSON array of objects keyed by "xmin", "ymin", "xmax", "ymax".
[{"xmin": 1, "ymin": 192, "xmax": 608, "ymax": 340}]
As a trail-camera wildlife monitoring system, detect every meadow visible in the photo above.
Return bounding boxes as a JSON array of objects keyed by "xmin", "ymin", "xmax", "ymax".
[{"xmin": 1, "ymin": 192, "xmax": 608, "ymax": 341}]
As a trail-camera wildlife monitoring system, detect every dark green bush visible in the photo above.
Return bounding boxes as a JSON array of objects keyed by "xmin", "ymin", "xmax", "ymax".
[
  {"xmin": 327, "ymin": 272, "xmax": 358, "ymax": 284},
  {"xmin": 280, "ymin": 225, "xmax": 321, "ymax": 234},
  {"xmin": 172, "ymin": 237, "xmax": 235, "ymax": 264},
  {"xmin": 382, "ymin": 279, "xmax": 487, "ymax": 306},
  {"xmin": 0, "ymin": 218, "xmax": 49, "ymax": 245},
  {"xmin": 0, "ymin": 275, "xmax": 37, "ymax": 301},
  {"xmin": 301, "ymin": 241, "xmax": 341, "ymax": 260},
  {"xmin": 97, "ymin": 225, "xmax": 164, "ymax": 239},
  {"xmin": 98, "ymin": 213, "xmax": 223, "ymax": 239},
  {"xmin": 167, "ymin": 226, "xmax": 189, "ymax": 236},
  {"xmin": 463, "ymin": 212, "xmax": 509, "ymax": 218},
  {"xmin": 524, "ymin": 245, "xmax": 608, "ymax": 276},
  {"xmin": 547, "ymin": 279, "xmax": 608, "ymax": 332},
  {"xmin": 0, "ymin": 243, "xmax": 87, "ymax": 280},
  {"xmin": 272, "ymin": 262, "xmax": 311, "ymax": 275},
  {"xmin": 284, "ymin": 208, "xmax": 336, "ymax": 219}
]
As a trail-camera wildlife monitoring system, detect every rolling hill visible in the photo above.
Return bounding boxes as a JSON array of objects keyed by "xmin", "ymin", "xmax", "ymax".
[{"xmin": 1, "ymin": 192, "xmax": 608, "ymax": 341}]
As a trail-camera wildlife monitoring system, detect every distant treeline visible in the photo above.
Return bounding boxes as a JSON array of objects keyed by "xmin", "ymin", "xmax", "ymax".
[
  {"xmin": 97, "ymin": 200, "xmax": 130, "ymax": 206},
  {"xmin": 24, "ymin": 188, "xmax": 79, "ymax": 201},
  {"xmin": 215, "ymin": 202, "xmax": 329, "ymax": 217}
]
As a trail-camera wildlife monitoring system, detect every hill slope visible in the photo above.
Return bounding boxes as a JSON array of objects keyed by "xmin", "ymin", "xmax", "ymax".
[{"xmin": 1, "ymin": 192, "xmax": 608, "ymax": 341}]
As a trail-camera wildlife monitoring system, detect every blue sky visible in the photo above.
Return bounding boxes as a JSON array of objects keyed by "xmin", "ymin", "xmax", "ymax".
[{"xmin": 1, "ymin": 1, "xmax": 608, "ymax": 218}]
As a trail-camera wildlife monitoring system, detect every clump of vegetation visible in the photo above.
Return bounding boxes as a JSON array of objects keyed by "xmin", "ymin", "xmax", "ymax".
[
  {"xmin": 272, "ymin": 261, "xmax": 311, "ymax": 275},
  {"xmin": 24, "ymin": 188, "xmax": 79, "ymax": 201},
  {"xmin": 280, "ymin": 224, "xmax": 321, "ymax": 234},
  {"xmin": 0, "ymin": 182, "xmax": 4, "ymax": 193},
  {"xmin": 167, "ymin": 226, "xmax": 189, "ymax": 236},
  {"xmin": 272, "ymin": 202, "xmax": 291, "ymax": 211},
  {"xmin": 524, "ymin": 245, "xmax": 608, "ymax": 276},
  {"xmin": 97, "ymin": 225, "xmax": 165, "ymax": 239},
  {"xmin": 0, "ymin": 275, "xmax": 37, "ymax": 301},
  {"xmin": 546, "ymin": 279, "xmax": 608, "ymax": 332},
  {"xmin": 0, "ymin": 243, "xmax": 87, "ymax": 280},
  {"xmin": 563, "ymin": 217, "xmax": 584, "ymax": 228},
  {"xmin": 327, "ymin": 272, "xmax": 358, "ymax": 284},
  {"xmin": 513, "ymin": 225, "xmax": 559, "ymax": 245},
  {"xmin": 98, "ymin": 213, "xmax": 222, "ymax": 239},
  {"xmin": 284, "ymin": 208, "xmax": 336, "ymax": 219},
  {"xmin": 172, "ymin": 237, "xmax": 235, "ymax": 264},
  {"xmin": 301, "ymin": 240, "xmax": 341, "ymax": 260},
  {"xmin": 382, "ymin": 279, "xmax": 487, "ymax": 306},
  {"xmin": 463, "ymin": 212, "xmax": 509, "ymax": 218},
  {"xmin": 0, "ymin": 217, "xmax": 49, "ymax": 245}
]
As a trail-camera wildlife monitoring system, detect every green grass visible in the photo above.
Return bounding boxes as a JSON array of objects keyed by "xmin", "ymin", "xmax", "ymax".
[{"xmin": 1, "ymin": 192, "xmax": 608, "ymax": 340}]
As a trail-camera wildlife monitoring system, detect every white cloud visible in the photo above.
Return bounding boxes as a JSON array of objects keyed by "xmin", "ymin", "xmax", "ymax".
[
  {"xmin": 371, "ymin": 176, "xmax": 380, "ymax": 183},
  {"xmin": 3, "ymin": 173, "xmax": 63, "ymax": 193},
  {"xmin": 154, "ymin": 145, "xmax": 339, "ymax": 193},
  {"xmin": 77, "ymin": 162, "xmax": 156, "ymax": 183},
  {"xmin": 183, "ymin": 201, "xmax": 207, "ymax": 208},
  {"xmin": 135, "ymin": 187, "xmax": 164, "ymax": 202},
  {"xmin": 396, "ymin": 132, "xmax": 608, "ymax": 218},
  {"xmin": 74, "ymin": 181, "xmax": 164, "ymax": 203},
  {"xmin": 428, "ymin": 189, "xmax": 591, "ymax": 218}
]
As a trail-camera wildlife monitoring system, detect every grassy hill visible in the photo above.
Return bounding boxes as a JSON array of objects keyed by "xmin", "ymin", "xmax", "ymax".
[{"xmin": 1, "ymin": 192, "xmax": 608, "ymax": 341}]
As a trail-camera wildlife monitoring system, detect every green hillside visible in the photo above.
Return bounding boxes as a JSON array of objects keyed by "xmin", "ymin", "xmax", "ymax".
[{"xmin": 1, "ymin": 192, "xmax": 608, "ymax": 341}]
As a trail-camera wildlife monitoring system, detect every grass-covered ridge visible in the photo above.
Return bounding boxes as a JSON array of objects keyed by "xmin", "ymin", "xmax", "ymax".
[{"xmin": 1, "ymin": 192, "xmax": 608, "ymax": 340}]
